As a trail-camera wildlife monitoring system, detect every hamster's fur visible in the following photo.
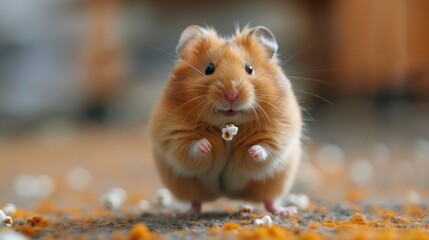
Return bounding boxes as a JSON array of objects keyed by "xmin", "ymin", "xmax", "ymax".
[{"xmin": 149, "ymin": 25, "xmax": 302, "ymax": 215}]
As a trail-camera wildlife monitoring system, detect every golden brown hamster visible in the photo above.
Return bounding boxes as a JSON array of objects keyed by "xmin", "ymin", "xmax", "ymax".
[{"xmin": 149, "ymin": 25, "xmax": 302, "ymax": 216}]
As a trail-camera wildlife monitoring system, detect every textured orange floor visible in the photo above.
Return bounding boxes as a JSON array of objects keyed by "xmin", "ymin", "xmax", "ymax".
[{"xmin": 0, "ymin": 127, "xmax": 428, "ymax": 239}]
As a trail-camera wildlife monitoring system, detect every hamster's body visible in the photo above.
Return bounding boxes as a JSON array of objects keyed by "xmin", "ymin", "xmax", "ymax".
[{"xmin": 149, "ymin": 25, "xmax": 302, "ymax": 215}]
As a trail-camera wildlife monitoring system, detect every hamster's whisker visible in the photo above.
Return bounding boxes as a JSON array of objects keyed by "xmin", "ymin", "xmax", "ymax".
[
  {"xmin": 288, "ymin": 75, "xmax": 333, "ymax": 86},
  {"xmin": 300, "ymin": 106, "xmax": 316, "ymax": 129},
  {"xmin": 172, "ymin": 95, "xmax": 206, "ymax": 114},
  {"xmin": 257, "ymin": 98, "xmax": 287, "ymax": 119},
  {"xmin": 164, "ymin": 88, "xmax": 206, "ymax": 98},
  {"xmin": 286, "ymin": 69, "xmax": 339, "ymax": 75},
  {"xmin": 168, "ymin": 82, "xmax": 208, "ymax": 88},
  {"xmin": 144, "ymin": 44, "xmax": 218, "ymax": 85},
  {"xmin": 182, "ymin": 101, "xmax": 206, "ymax": 126},
  {"xmin": 192, "ymin": 101, "xmax": 211, "ymax": 129},
  {"xmin": 283, "ymin": 43, "xmax": 318, "ymax": 64},
  {"xmin": 246, "ymin": 105, "xmax": 261, "ymax": 131},
  {"xmin": 255, "ymin": 94, "xmax": 284, "ymax": 105},
  {"xmin": 254, "ymin": 102, "xmax": 273, "ymax": 132},
  {"xmin": 294, "ymin": 89, "xmax": 333, "ymax": 106}
]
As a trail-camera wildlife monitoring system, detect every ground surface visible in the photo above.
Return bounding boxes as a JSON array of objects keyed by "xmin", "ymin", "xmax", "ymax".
[{"xmin": 0, "ymin": 127, "xmax": 428, "ymax": 239}]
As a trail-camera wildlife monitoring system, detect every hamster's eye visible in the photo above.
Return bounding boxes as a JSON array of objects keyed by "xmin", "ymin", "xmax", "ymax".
[
  {"xmin": 245, "ymin": 64, "xmax": 253, "ymax": 75},
  {"xmin": 205, "ymin": 63, "xmax": 215, "ymax": 75}
]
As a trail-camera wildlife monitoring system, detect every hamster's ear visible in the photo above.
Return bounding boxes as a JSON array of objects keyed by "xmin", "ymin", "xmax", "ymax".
[
  {"xmin": 250, "ymin": 26, "xmax": 278, "ymax": 59},
  {"xmin": 176, "ymin": 25, "xmax": 205, "ymax": 59}
]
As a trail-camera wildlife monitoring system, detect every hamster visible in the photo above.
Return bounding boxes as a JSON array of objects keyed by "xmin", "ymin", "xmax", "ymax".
[{"xmin": 149, "ymin": 25, "xmax": 302, "ymax": 216}]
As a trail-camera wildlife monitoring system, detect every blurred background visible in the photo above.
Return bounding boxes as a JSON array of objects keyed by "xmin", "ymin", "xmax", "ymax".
[{"xmin": 0, "ymin": 0, "xmax": 428, "ymax": 210}]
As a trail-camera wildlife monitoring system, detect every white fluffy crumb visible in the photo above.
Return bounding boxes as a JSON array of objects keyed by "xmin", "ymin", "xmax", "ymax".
[
  {"xmin": 99, "ymin": 188, "xmax": 128, "ymax": 211},
  {"xmin": 238, "ymin": 204, "xmax": 253, "ymax": 216},
  {"xmin": 406, "ymin": 190, "xmax": 420, "ymax": 204},
  {"xmin": 0, "ymin": 230, "xmax": 26, "ymax": 240},
  {"xmin": 138, "ymin": 200, "xmax": 151, "ymax": 211},
  {"xmin": 100, "ymin": 193, "xmax": 122, "ymax": 211},
  {"xmin": 221, "ymin": 124, "xmax": 238, "ymax": 141},
  {"xmin": 14, "ymin": 174, "xmax": 55, "ymax": 198},
  {"xmin": 253, "ymin": 215, "xmax": 272, "ymax": 227},
  {"xmin": 316, "ymin": 144, "xmax": 345, "ymax": 173},
  {"xmin": 109, "ymin": 188, "xmax": 128, "ymax": 202},
  {"xmin": 284, "ymin": 194, "xmax": 310, "ymax": 210},
  {"xmin": 2, "ymin": 203, "xmax": 17, "ymax": 215},
  {"xmin": 0, "ymin": 210, "xmax": 13, "ymax": 227},
  {"xmin": 155, "ymin": 188, "xmax": 173, "ymax": 208},
  {"xmin": 66, "ymin": 166, "xmax": 92, "ymax": 190},
  {"xmin": 349, "ymin": 159, "xmax": 374, "ymax": 185}
]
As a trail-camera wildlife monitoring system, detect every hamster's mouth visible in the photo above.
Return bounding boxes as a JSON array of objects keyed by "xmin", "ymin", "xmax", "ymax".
[{"xmin": 219, "ymin": 109, "xmax": 239, "ymax": 117}]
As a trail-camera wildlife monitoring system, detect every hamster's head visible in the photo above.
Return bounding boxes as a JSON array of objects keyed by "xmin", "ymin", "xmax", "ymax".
[{"xmin": 165, "ymin": 25, "xmax": 297, "ymax": 128}]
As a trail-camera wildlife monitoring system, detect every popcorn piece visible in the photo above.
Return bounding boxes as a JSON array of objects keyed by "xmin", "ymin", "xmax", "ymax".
[
  {"xmin": 253, "ymin": 215, "xmax": 272, "ymax": 227},
  {"xmin": 100, "ymin": 193, "xmax": 122, "ymax": 211},
  {"xmin": 0, "ymin": 210, "xmax": 13, "ymax": 227},
  {"xmin": 2, "ymin": 203, "xmax": 17, "ymax": 215},
  {"xmin": 221, "ymin": 124, "xmax": 238, "ymax": 141},
  {"xmin": 225, "ymin": 124, "xmax": 238, "ymax": 135},
  {"xmin": 238, "ymin": 204, "xmax": 253, "ymax": 216},
  {"xmin": 138, "ymin": 200, "xmax": 151, "ymax": 211},
  {"xmin": 100, "ymin": 188, "xmax": 128, "ymax": 211},
  {"xmin": 14, "ymin": 174, "xmax": 55, "ymax": 198},
  {"xmin": 349, "ymin": 159, "xmax": 374, "ymax": 185},
  {"xmin": 0, "ymin": 230, "xmax": 26, "ymax": 240},
  {"xmin": 406, "ymin": 190, "xmax": 420, "ymax": 204},
  {"xmin": 66, "ymin": 166, "xmax": 92, "ymax": 190},
  {"xmin": 36, "ymin": 175, "xmax": 55, "ymax": 197},
  {"xmin": 110, "ymin": 188, "xmax": 128, "ymax": 202},
  {"xmin": 155, "ymin": 188, "xmax": 173, "ymax": 208},
  {"xmin": 284, "ymin": 194, "xmax": 310, "ymax": 210}
]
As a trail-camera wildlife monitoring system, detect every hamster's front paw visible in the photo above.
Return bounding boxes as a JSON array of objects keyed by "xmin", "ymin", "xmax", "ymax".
[
  {"xmin": 248, "ymin": 145, "xmax": 268, "ymax": 161},
  {"xmin": 190, "ymin": 138, "xmax": 212, "ymax": 156}
]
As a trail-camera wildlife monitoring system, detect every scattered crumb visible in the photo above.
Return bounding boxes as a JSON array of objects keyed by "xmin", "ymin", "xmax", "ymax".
[
  {"xmin": 154, "ymin": 188, "xmax": 173, "ymax": 208},
  {"xmin": 254, "ymin": 215, "xmax": 272, "ymax": 227},
  {"xmin": 128, "ymin": 224, "xmax": 158, "ymax": 240},
  {"xmin": 238, "ymin": 204, "xmax": 253, "ymax": 216}
]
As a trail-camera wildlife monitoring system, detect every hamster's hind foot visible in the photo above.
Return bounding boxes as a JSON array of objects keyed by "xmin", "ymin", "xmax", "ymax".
[
  {"xmin": 264, "ymin": 199, "xmax": 297, "ymax": 217},
  {"xmin": 175, "ymin": 201, "xmax": 202, "ymax": 218}
]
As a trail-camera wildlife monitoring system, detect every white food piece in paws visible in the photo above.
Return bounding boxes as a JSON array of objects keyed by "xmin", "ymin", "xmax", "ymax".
[
  {"xmin": 222, "ymin": 128, "xmax": 234, "ymax": 141},
  {"xmin": 253, "ymin": 215, "xmax": 272, "ymax": 227},
  {"xmin": 155, "ymin": 188, "xmax": 173, "ymax": 208},
  {"xmin": 2, "ymin": 203, "xmax": 17, "ymax": 215},
  {"xmin": 225, "ymin": 124, "xmax": 238, "ymax": 135},
  {"xmin": 221, "ymin": 124, "xmax": 238, "ymax": 141}
]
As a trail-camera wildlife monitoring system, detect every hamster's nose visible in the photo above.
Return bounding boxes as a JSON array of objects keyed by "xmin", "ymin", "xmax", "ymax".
[{"xmin": 225, "ymin": 88, "xmax": 238, "ymax": 103}]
